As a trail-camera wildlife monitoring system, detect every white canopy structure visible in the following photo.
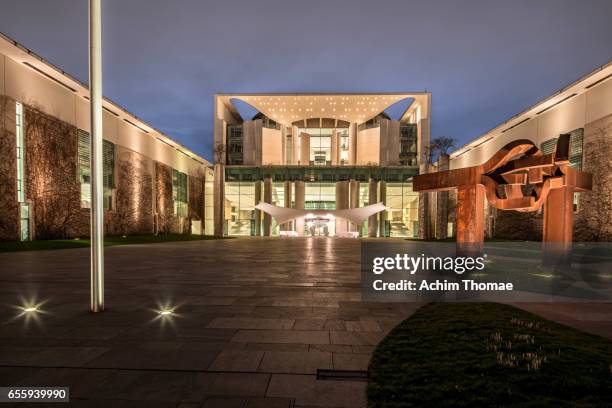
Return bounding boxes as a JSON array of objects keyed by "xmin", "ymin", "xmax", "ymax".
[{"xmin": 255, "ymin": 202, "xmax": 387, "ymax": 226}]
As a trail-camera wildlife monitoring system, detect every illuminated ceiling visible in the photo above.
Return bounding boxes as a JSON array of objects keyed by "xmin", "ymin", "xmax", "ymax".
[{"xmin": 216, "ymin": 93, "xmax": 429, "ymax": 125}]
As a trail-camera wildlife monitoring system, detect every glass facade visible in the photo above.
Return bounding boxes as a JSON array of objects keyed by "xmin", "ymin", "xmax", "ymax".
[
  {"xmin": 339, "ymin": 128, "xmax": 349, "ymax": 164},
  {"xmin": 172, "ymin": 169, "xmax": 188, "ymax": 217},
  {"xmin": 399, "ymin": 124, "xmax": 418, "ymax": 166},
  {"xmin": 204, "ymin": 171, "xmax": 214, "ymax": 235},
  {"xmin": 385, "ymin": 182, "xmax": 419, "ymax": 237},
  {"xmin": 16, "ymin": 102, "xmax": 29, "ymax": 241},
  {"xmin": 226, "ymin": 124, "xmax": 243, "ymax": 165},
  {"xmin": 300, "ymin": 127, "xmax": 332, "ymax": 165},
  {"xmin": 77, "ymin": 129, "xmax": 115, "ymax": 210},
  {"xmin": 305, "ymin": 182, "xmax": 336, "ymax": 210},
  {"xmin": 224, "ymin": 182, "xmax": 256, "ymax": 236},
  {"xmin": 16, "ymin": 102, "xmax": 25, "ymax": 203}
]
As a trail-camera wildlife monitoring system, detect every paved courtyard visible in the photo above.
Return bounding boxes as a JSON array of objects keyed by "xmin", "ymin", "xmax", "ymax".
[{"xmin": 0, "ymin": 237, "xmax": 610, "ymax": 408}]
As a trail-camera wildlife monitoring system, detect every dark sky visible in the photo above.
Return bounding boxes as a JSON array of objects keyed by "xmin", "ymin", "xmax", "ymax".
[{"xmin": 1, "ymin": 0, "xmax": 611, "ymax": 161}]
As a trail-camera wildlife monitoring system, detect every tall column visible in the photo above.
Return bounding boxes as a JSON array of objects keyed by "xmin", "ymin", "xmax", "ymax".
[
  {"xmin": 213, "ymin": 163, "xmax": 225, "ymax": 236},
  {"xmin": 331, "ymin": 130, "xmax": 339, "ymax": 165},
  {"xmin": 89, "ymin": 0, "xmax": 104, "ymax": 313},
  {"xmin": 295, "ymin": 180, "xmax": 305, "ymax": 236},
  {"xmin": 336, "ymin": 181, "xmax": 350, "ymax": 235},
  {"xmin": 349, "ymin": 179, "xmax": 360, "ymax": 232},
  {"xmin": 456, "ymin": 184, "xmax": 485, "ymax": 256},
  {"xmin": 283, "ymin": 180, "xmax": 292, "ymax": 231},
  {"xmin": 543, "ymin": 186, "xmax": 573, "ymax": 265},
  {"xmin": 254, "ymin": 180, "xmax": 262, "ymax": 236},
  {"xmin": 368, "ymin": 178, "xmax": 378, "ymax": 237},
  {"xmin": 300, "ymin": 133, "xmax": 310, "ymax": 165},
  {"xmin": 418, "ymin": 163, "xmax": 434, "ymax": 239},
  {"xmin": 292, "ymin": 126, "xmax": 299, "ymax": 165},
  {"xmin": 263, "ymin": 177, "xmax": 272, "ymax": 236},
  {"xmin": 349, "ymin": 123, "xmax": 358, "ymax": 165},
  {"xmin": 379, "ymin": 181, "xmax": 387, "ymax": 237},
  {"xmin": 435, "ymin": 155, "xmax": 450, "ymax": 239}
]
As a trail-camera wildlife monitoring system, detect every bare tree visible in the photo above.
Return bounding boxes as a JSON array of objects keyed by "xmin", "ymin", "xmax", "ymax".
[
  {"xmin": 432, "ymin": 136, "xmax": 457, "ymax": 156},
  {"xmin": 423, "ymin": 143, "xmax": 436, "ymax": 165},
  {"xmin": 214, "ymin": 142, "xmax": 226, "ymax": 164}
]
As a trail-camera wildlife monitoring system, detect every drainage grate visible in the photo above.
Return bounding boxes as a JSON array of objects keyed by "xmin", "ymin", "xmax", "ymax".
[{"xmin": 316, "ymin": 369, "xmax": 368, "ymax": 382}]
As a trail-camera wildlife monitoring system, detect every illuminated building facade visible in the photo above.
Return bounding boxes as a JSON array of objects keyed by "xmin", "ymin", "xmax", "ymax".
[
  {"xmin": 0, "ymin": 32, "xmax": 213, "ymax": 241},
  {"xmin": 213, "ymin": 93, "xmax": 431, "ymax": 237}
]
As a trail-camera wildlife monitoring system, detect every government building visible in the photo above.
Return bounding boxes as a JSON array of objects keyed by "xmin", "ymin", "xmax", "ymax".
[
  {"xmin": 213, "ymin": 93, "xmax": 431, "ymax": 237},
  {"xmin": 1, "ymin": 28, "xmax": 610, "ymax": 243}
]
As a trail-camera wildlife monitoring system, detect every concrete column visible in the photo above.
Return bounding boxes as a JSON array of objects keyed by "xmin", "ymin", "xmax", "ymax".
[
  {"xmin": 263, "ymin": 177, "xmax": 272, "ymax": 236},
  {"xmin": 349, "ymin": 123, "xmax": 358, "ymax": 165},
  {"xmin": 435, "ymin": 155, "xmax": 450, "ymax": 239},
  {"xmin": 292, "ymin": 126, "xmax": 299, "ymax": 165},
  {"xmin": 295, "ymin": 181, "xmax": 305, "ymax": 209},
  {"xmin": 379, "ymin": 181, "xmax": 387, "ymax": 237},
  {"xmin": 300, "ymin": 133, "xmax": 310, "ymax": 165},
  {"xmin": 368, "ymin": 178, "xmax": 378, "ymax": 237},
  {"xmin": 349, "ymin": 179, "xmax": 360, "ymax": 232},
  {"xmin": 254, "ymin": 180, "xmax": 262, "ymax": 236},
  {"xmin": 336, "ymin": 180, "xmax": 350, "ymax": 235},
  {"xmin": 213, "ymin": 163, "xmax": 225, "ymax": 236},
  {"xmin": 283, "ymin": 180, "xmax": 292, "ymax": 231},
  {"xmin": 331, "ymin": 130, "xmax": 339, "ymax": 165},
  {"xmin": 295, "ymin": 180, "xmax": 305, "ymax": 236}
]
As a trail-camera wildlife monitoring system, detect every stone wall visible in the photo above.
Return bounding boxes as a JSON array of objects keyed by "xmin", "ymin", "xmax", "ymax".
[
  {"xmin": 492, "ymin": 210, "xmax": 542, "ymax": 241},
  {"xmin": 189, "ymin": 174, "xmax": 205, "ymax": 222},
  {"xmin": 0, "ymin": 99, "xmax": 201, "ymax": 241},
  {"xmin": 24, "ymin": 105, "xmax": 84, "ymax": 240},
  {"xmin": 0, "ymin": 95, "xmax": 19, "ymax": 241},
  {"xmin": 155, "ymin": 162, "xmax": 183, "ymax": 234},
  {"xmin": 109, "ymin": 149, "xmax": 154, "ymax": 235},
  {"xmin": 574, "ymin": 114, "xmax": 612, "ymax": 241}
]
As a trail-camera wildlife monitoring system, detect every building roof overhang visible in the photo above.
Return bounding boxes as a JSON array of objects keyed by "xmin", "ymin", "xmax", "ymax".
[{"xmin": 215, "ymin": 92, "xmax": 430, "ymax": 125}]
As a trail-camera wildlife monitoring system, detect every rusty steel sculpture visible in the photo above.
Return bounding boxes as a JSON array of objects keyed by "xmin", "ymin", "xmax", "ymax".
[{"xmin": 413, "ymin": 134, "xmax": 592, "ymax": 263}]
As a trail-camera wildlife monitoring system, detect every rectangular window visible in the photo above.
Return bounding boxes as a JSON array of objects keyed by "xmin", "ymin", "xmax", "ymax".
[
  {"xmin": 399, "ymin": 123, "xmax": 418, "ymax": 166},
  {"xmin": 204, "ymin": 169, "xmax": 214, "ymax": 235},
  {"xmin": 172, "ymin": 169, "xmax": 188, "ymax": 217},
  {"xmin": 226, "ymin": 124, "xmax": 244, "ymax": 165},
  {"xmin": 16, "ymin": 102, "xmax": 30, "ymax": 241},
  {"xmin": 16, "ymin": 102, "xmax": 25, "ymax": 203},
  {"xmin": 224, "ymin": 181, "xmax": 256, "ymax": 236},
  {"xmin": 77, "ymin": 129, "xmax": 115, "ymax": 210},
  {"xmin": 540, "ymin": 128, "xmax": 584, "ymax": 212}
]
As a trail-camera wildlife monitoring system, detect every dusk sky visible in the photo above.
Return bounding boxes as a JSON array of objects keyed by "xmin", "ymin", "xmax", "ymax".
[{"xmin": 1, "ymin": 0, "xmax": 611, "ymax": 161}]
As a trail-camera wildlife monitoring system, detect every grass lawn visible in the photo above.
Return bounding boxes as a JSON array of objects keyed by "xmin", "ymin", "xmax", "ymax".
[
  {"xmin": 368, "ymin": 302, "xmax": 612, "ymax": 407},
  {"xmin": 0, "ymin": 234, "xmax": 229, "ymax": 252}
]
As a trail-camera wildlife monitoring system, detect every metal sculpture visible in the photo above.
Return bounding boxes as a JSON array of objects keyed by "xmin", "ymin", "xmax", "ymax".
[{"xmin": 413, "ymin": 134, "xmax": 592, "ymax": 263}]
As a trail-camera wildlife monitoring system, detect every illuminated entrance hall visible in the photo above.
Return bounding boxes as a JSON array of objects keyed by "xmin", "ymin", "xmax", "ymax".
[{"xmin": 223, "ymin": 169, "xmax": 420, "ymax": 237}]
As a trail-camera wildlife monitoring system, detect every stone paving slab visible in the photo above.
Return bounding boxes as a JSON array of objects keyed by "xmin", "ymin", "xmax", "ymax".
[
  {"xmin": 258, "ymin": 351, "xmax": 333, "ymax": 374},
  {"xmin": 0, "ymin": 237, "xmax": 610, "ymax": 407}
]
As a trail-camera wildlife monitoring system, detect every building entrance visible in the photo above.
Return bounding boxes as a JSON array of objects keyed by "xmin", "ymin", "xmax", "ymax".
[{"xmin": 304, "ymin": 216, "xmax": 335, "ymax": 236}]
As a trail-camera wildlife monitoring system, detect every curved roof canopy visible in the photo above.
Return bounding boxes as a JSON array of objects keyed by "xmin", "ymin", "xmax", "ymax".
[
  {"xmin": 216, "ymin": 93, "xmax": 429, "ymax": 125},
  {"xmin": 255, "ymin": 202, "xmax": 386, "ymax": 226}
]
